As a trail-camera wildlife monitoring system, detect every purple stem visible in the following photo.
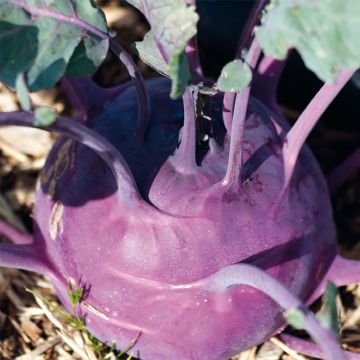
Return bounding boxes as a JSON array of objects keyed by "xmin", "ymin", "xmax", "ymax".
[
  {"xmin": 278, "ymin": 334, "xmax": 360, "ymax": 360},
  {"xmin": 173, "ymin": 87, "xmax": 197, "ymax": 173},
  {"xmin": 183, "ymin": 0, "xmax": 203, "ymax": 77},
  {"xmin": 222, "ymin": 91, "xmax": 234, "ymax": 135},
  {"xmin": 327, "ymin": 147, "xmax": 360, "ymax": 193},
  {"xmin": 308, "ymin": 255, "xmax": 360, "ymax": 304},
  {"xmin": 251, "ymin": 55, "xmax": 287, "ymax": 115},
  {"xmin": 0, "ymin": 112, "xmax": 143, "ymax": 208},
  {"xmin": 186, "ymin": 37, "xmax": 203, "ymax": 79},
  {"xmin": 222, "ymin": 0, "xmax": 268, "ymax": 130},
  {"xmin": 221, "ymin": 86, "xmax": 251, "ymax": 189},
  {"xmin": 0, "ymin": 219, "xmax": 32, "ymax": 244},
  {"xmin": 61, "ymin": 76, "xmax": 133, "ymax": 122},
  {"xmin": 61, "ymin": 77, "xmax": 107, "ymax": 122},
  {"xmin": 109, "ymin": 39, "xmax": 150, "ymax": 142},
  {"xmin": 8, "ymin": 0, "xmax": 149, "ymax": 142},
  {"xmin": 198, "ymin": 263, "xmax": 347, "ymax": 360},
  {"xmin": 222, "ymin": 40, "xmax": 262, "ymax": 190},
  {"xmin": 235, "ymin": 0, "xmax": 268, "ymax": 59},
  {"xmin": 282, "ymin": 70, "xmax": 355, "ymax": 192},
  {"xmin": 0, "ymin": 243, "xmax": 50, "ymax": 274}
]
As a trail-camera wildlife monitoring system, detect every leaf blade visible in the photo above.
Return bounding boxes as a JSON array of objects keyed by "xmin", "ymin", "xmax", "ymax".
[
  {"xmin": 34, "ymin": 106, "xmax": 56, "ymax": 127},
  {"xmin": 255, "ymin": 0, "xmax": 360, "ymax": 82},
  {"xmin": 15, "ymin": 72, "xmax": 31, "ymax": 111},
  {"xmin": 0, "ymin": 0, "xmax": 109, "ymax": 91},
  {"xmin": 131, "ymin": 0, "xmax": 198, "ymax": 96},
  {"xmin": 217, "ymin": 59, "xmax": 252, "ymax": 93}
]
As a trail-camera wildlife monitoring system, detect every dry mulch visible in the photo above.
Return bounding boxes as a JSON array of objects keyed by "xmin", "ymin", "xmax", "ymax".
[{"xmin": 0, "ymin": 2, "xmax": 359, "ymax": 359}]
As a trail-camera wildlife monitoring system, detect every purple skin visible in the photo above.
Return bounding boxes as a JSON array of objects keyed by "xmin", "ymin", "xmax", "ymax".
[
  {"xmin": 0, "ymin": 75, "xmax": 351, "ymax": 360},
  {"xmin": 0, "ymin": 1, "xmax": 359, "ymax": 357}
]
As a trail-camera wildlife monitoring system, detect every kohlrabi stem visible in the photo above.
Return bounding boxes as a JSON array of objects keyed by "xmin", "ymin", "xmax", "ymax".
[
  {"xmin": 62, "ymin": 76, "xmax": 134, "ymax": 121},
  {"xmin": 222, "ymin": 92, "xmax": 234, "ymax": 135},
  {"xmin": 222, "ymin": 0, "xmax": 268, "ymax": 129},
  {"xmin": 184, "ymin": 0, "xmax": 203, "ymax": 78},
  {"xmin": 222, "ymin": 40, "xmax": 262, "ymax": 189},
  {"xmin": 0, "ymin": 219, "xmax": 32, "ymax": 244},
  {"xmin": 252, "ymin": 55, "xmax": 287, "ymax": 115},
  {"xmin": 186, "ymin": 38, "xmax": 203, "ymax": 79},
  {"xmin": 278, "ymin": 334, "xmax": 360, "ymax": 360},
  {"xmin": 0, "ymin": 112, "xmax": 142, "ymax": 206},
  {"xmin": 236, "ymin": 0, "xmax": 268, "ymax": 59},
  {"xmin": 0, "ymin": 243, "xmax": 50, "ymax": 274},
  {"xmin": 308, "ymin": 255, "xmax": 360, "ymax": 304},
  {"xmin": 61, "ymin": 77, "xmax": 106, "ymax": 121},
  {"xmin": 109, "ymin": 39, "xmax": 150, "ymax": 142},
  {"xmin": 8, "ymin": 0, "xmax": 150, "ymax": 143},
  {"xmin": 327, "ymin": 147, "xmax": 360, "ymax": 193},
  {"xmin": 221, "ymin": 87, "xmax": 251, "ymax": 188},
  {"xmin": 200, "ymin": 263, "xmax": 347, "ymax": 360},
  {"xmin": 173, "ymin": 87, "xmax": 197, "ymax": 173},
  {"xmin": 282, "ymin": 70, "xmax": 355, "ymax": 191}
]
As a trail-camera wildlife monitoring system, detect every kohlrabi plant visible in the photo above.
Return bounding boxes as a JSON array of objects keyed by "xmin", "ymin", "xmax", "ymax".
[{"xmin": 1, "ymin": 0, "xmax": 360, "ymax": 359}]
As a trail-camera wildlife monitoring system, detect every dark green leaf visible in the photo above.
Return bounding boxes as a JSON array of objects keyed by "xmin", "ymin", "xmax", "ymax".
[
  {"xmin": 0, "ymin": 0, "xmax": 108, "ymax": 91},
  {"xmin": 34, "ymin": 107, "xmax": 56, "ymax": 127},
  {"xmin": 255, "ymin": 0, "xmax": 360, "ymax": 82},
  {"xmin": 169, "ymin": 50, "xmax": 190, "ymax": 99},
  {"xmin": 317, "ymin": 281, "xmax": 339, "ymax": 334},
  {"xmin": 0, "ymin": 21, "xmax": 38, "ymax": 88},
  {"xmin": 66, "ymin": 38, "xmax": 108, "ymax": 77},
  {"xmin": 217, "ymin": 59, "xmax": 252, "ymax": 92}
]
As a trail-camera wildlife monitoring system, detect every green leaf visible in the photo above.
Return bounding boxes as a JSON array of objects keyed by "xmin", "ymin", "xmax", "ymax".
[
  {"xmin": 133, "ymin": 32, "xmax": 169, "ymax": 76},
  {"xmin": 66, "ymin": 37, "xmax": 108, "ymax": 77},
  {"xmin": 0, "ymin": 21, "xmax": 38, "ymax": 87},
  {"xmin": 284, "ymin": 308, "xmax": 305, "ymax": 330},
  {"xmin": 131, "ymin": 0, "xmax": 198, "ymax": 97},
  {"xmin": 217, "ymin": 59, "xmax": 252, "ymax": 92},
  {"xmin": 317, "ymin": 281, "xmax": 339, "ymax": 334},
  {"xmin": 15, "ymin": 73, "xmax": 31, "ymax": 111},
  {"xmin": 65, "ymin": 0, "xmax": 109, "ymax": 77},
  {"xmin": 0, "ymin": 0, "xmax": 109, "ymax": 91},
  {"xmin": 255, "ymin": 0, "xmax": 360, "ymax": 82},
  {"xmin": 34, "ymin": 107, "xmax": 56, "ymax": 127},
  {"xmin": 169, "ymin": 50, "xmax": 190, "ymax": 99}
]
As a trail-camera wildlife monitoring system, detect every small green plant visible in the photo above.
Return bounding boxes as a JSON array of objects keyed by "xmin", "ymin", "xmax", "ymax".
[
  {"xmin": 27, "ymin": 284, "xmax": 138, "ymax": 360},
  {"xmin": 26, "ymin": 286, "xmax": 86, "ymax": 331},
  {"xmin": 67, "ymin": 280, "xmax": 85, "ymax": 313}
]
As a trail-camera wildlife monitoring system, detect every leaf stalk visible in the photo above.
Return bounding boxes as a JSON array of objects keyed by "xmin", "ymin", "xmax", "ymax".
[{"xmin": 282, "ymin": 69, "xmax": 355, "ymax": 192}]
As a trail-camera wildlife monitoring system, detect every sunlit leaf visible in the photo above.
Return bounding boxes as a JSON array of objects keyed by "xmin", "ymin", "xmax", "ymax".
[
  {"xmin": 131, "ymin": 0, "xmax": 198, "ymax": 97},
  {"xmin": 256, "ymin": 0, "xmax": 360, "ymax": 82}
]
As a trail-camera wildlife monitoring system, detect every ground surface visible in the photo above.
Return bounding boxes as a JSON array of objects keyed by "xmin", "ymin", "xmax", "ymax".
[{"xmin": 0, "ymin": 1, "xmax": 359, "ymax": 359}]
